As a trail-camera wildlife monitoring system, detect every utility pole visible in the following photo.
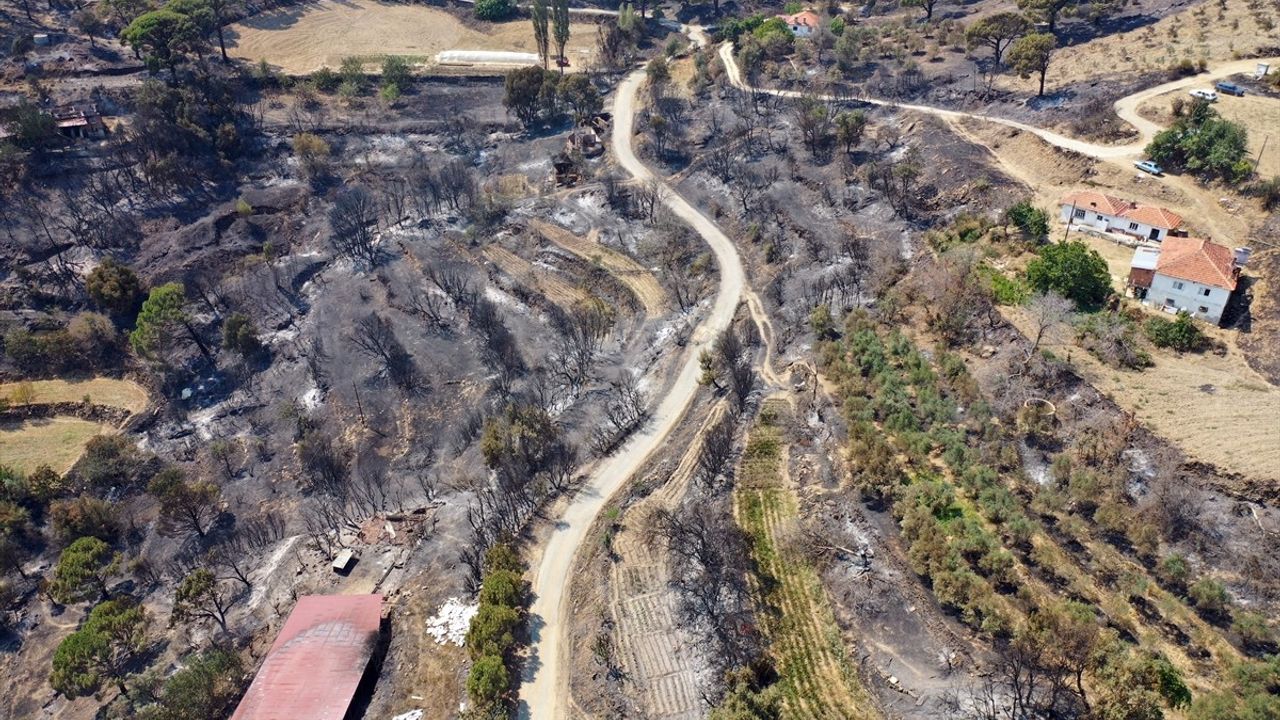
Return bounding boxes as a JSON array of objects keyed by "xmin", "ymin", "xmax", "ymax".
[
  {"xmin": 1063, "ymin": 201, "xmax": 1076, "ymax": 242},
  {"xmin": 1255, "ymin": 134, "xmax": 1269, "ymax": 171}
]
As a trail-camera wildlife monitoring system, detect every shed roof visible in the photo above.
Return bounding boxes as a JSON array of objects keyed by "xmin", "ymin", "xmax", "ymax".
[
  {"xmin": 1131, "ymin": 246, "xmax": 1160, "ymax": 270},
  {"xmin": 230, "ymin": 594, "xmax": 383, "ymax": 720},
  {"xmin": 1155, "ymin": 236, "xmax": 1237, "ymax": 290}
]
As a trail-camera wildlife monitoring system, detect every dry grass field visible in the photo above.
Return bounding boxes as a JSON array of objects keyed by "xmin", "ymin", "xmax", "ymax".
[
  {"xmin": 1137, "ymin": 90, "xmax": 1280, "ymax": 177},
  {"xmin": 0, "ymin": 377, "xmax": 149, "ymax": 414},
  {"xmin": 0, "ymin": 417, "xmax": 112, "ymax": 474},
  {"xmin": 1006, "ymin": 306, "xmax": 1280, "ymax": 483},
  {"xmin": 226, "ymin": 0, "xmax": 599, "ymax": 74},
  {"xmin": 997, "ymin": 0, "xmax": 1280, "ymax": 94}
]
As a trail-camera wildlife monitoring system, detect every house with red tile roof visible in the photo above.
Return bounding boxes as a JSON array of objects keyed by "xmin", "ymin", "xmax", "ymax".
[
  {"xmin": 776, "ymin": 10, "xmax": 821, "ymax": 37},
  {"xmin": 1059, "ymin": 190, "xmax": 1184, "ymax": 242},
  {"xmin": 1130, "ymin": 237, "xmax": 1248, "ymax": 325}
]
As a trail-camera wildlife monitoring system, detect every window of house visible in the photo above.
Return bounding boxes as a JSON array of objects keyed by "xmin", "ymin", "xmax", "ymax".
[
  {"xmin": 1165, "ymin": 298, "xmax": 1176, "ymax": 306},
  {"xmin": 1201, "ymin": 288, "xmax": 1211, "ymax": 297},
  {"xmin": 1128, "ymin": 222, "xmax": 1139, "ymax": 230},
  {"xmin": 1198, "ymin": 306, "xmax": 1209, "ymax": 314},
  {"xmin": 1074, "ymin": 209, "xmax": 1085, "ymax": 218},
  {"xmin": 1173, "ymin": 281, "xmax": 1185, "ymax": 290},
  {"xmin": 1096, "ymin": 214, "xmax": 1105, "ymax": 221}
]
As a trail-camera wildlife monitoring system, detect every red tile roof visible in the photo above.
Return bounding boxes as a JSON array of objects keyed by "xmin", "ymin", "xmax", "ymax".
[
  {"xmin": 1119, "ymin": 204, "xmax": 1184, "ymax": 230},
  {"xmin": 1059, "ymin": 191, "xmax": 1184, "ymax": 230},
  {"xmin": 1155, "ymin": 237, "xmax": 1237, "ymax": 290},
  {"xmin": 777, "ymin": 10, "xmax": 821, "ymax": 28},
  {"xmin": 231, "ymin": 595, "xmax": 383, "ymax": 720},
  {"xmin": 1061, "ymin": 190, "xmax": 1130, "ymax": 217}
]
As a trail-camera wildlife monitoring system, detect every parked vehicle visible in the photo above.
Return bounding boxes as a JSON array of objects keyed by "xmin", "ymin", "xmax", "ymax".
[
  {"xmin": 1189, "ymin": 88, "xmax": 1218, "ymax": 102},
  {"xmin": 1214, "ymin": 81, "xmax": 1246, "ymax": 96},
  {"xmin": 1134, "ymin": 160, "xmax": 1164, "ymax": 176}
]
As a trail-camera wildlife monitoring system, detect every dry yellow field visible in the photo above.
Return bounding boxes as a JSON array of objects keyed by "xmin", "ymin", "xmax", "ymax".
[
  {"xmin": 0, "ymin": 417, "xmax": 112, "ymax": 475},
  {"xmin": 998, "ymin": 0, "xmax": 1280, "ymax": 93},
  {"xmin": 227, "ymin": 0, "xmax": 599, "ymax": 75},
  {"xmin": 0, "ymin": 377, "xmax": 149, "ymax": 414},
  {"xmin": 1137, "ymin": 90, "xmax": 1280, "ymax": 178}
]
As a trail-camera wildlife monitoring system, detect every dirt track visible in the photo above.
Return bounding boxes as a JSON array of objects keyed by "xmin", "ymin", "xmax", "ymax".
[
  {"xmin": 718, "ymin": 43, "xmax": 1280, "ymax": 162},
  {"xmin": 518, "ymin": 28, "xmax": 747, "ymax": 720}
]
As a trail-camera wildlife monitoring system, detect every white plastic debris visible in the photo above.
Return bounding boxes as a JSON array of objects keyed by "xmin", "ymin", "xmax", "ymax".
[
  {"xmin": 392, "ymin": 711, "xmax": 424, "ymax": 720},
  {"xmin": 425, "ymin": 597, "xmax": 478, "ymax": 646}
]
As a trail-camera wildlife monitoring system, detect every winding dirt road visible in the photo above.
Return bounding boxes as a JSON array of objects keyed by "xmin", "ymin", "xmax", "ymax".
[
  {"xmin": 518, "ymin": 33, "xmax": 747, "ymax": 720},
  {"xmin": 516, "ymin": 34, "xmax": 1277, "ymax": 720},
  {"xmin": 718, "ymin": 43, "xmax": 1280, "ymax": 160}
]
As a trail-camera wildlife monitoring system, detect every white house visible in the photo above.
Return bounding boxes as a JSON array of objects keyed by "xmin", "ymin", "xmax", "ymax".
[
  {"xmin": 1060, "ymin": 190, "xmax": 1184, "ymax": 242},
  {"xmin": 775, "ymin": 11, "xmax": 820, "ymax": 37},
  {"xmin": 1129, "ymin": 237, "xmax": 1246, "ymax": 326}
]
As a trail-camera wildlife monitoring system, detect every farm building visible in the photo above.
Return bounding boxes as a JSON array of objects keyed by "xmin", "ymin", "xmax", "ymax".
[
  {"xmin": 1129, "ymin": 237, "xmax": 1247, "ymax": 325},
  {"xmin": 1059, "ymin": 190, "xmax": 1184, "ymax": 242},
  {"xmin": 230, "ymin": 594, "xmax": 385, "ymax": 720}
]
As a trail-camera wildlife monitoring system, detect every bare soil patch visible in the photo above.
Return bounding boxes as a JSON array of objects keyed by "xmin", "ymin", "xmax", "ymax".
[{"xmin": 226, "ymin": 0, "xmax": 599, "ymax": 74}]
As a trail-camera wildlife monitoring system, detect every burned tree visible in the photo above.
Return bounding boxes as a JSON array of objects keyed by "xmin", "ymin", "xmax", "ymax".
[
  {"xmin": 328, "ymin": 186, "xmax": 381, "ymax": 265},
  {"xmin": 349, "ymin": 312, "xmax": 423, "ymax": 393},
  {"xmin": 644, "ymin": 503, "xmax": 760, "ymax": 674}
]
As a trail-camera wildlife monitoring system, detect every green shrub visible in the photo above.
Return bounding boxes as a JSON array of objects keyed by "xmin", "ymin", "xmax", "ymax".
[
  {"xmin": 479, "ymin": 570, "xmax": 524, "ymax": 608},
  {"xmin": 466, "ymin": 653, "xmax": 509, "ymax": 709},
  {"xmin": 381, "ymin": 55, "xmax": 412, "ymax": 87},
  {"xmin": 1026, "ymin": 240, "xmax": 1112, "ymax": 310},
  {"xmin": 1005, "ymin": 200, "xmax": 1050, "ymax": 243},
  {"xmin": 465, "ymin": 603, "xmax": 520, "ymax": 659},
  {"xmin": 473, "ymin": 0, "xmax": 515, "ymax": 21},
  {"xmin": 1145, "ymin": 102, "xmax": 1251, "ymax": 182},
  {"xmin": 1075, "ymin": 312, "xmax": 1152, "ymax": 369},
  {"xmin": 1188, "ymin": 577, "xmax": 1231, "ymax": 616},
  {"xmin": 311, "ymin": 66, "xmax": 339, "ymax": 92},
  {"xmin": 1145, "ymin": 311, "xmax": 1208, "ymax": 352}
]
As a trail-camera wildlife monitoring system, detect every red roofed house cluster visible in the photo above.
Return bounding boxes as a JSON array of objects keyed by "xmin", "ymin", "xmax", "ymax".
[
  {"xmin": 1059, "ymin": 190, "xmax": 1184, "ymax": 242},
  {"xmin": 1129, "ymin": 238, "xmax": 1249, "ymax": 326},
  {"xmin": 231, "ymin": 594, "xmax": 384, "ymax": 720}
]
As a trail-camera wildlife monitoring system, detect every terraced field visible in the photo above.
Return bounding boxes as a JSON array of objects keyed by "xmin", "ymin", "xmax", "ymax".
[{"xmin": 735, "ymin": 401, "xmax": 880, "ymax": 720}]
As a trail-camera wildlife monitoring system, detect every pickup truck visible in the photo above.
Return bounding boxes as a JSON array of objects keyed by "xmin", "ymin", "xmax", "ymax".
[{"xmin": 1214, "ymin": 81, "xmax": 1246, "ymax": 96}]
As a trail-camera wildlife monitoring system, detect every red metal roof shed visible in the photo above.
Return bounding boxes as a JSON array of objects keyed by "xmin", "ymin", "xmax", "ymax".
[{"xmin": 231, "ymin": 594, "xmax": 384, "ymax": 720}]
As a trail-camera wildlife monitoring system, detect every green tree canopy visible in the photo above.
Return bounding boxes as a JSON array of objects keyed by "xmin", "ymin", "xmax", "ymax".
[
  {"xmin": 50, "ymin": 536, "xmax": 118, "ymax": 605},
  {"xmin": 1188, "ymin": 656, "xmax": 1280, "ymax": 720},
  {"xmin": 121, "ymin": 9, "xmax": 201, "ymax": 75},
  {"xmin": 1145, "ymin": 104, "xmax": 1251, "ymax": 182},
  {"xmin": 51, "ymin": 598, "xmax": 150, "ymax": 698},
  {"xmin": 966, "ymin": 12, "xmax": 1030, "ymax": 65},
  {"xmin": 559, "ymin": 73, "xmax": 601, "ymax": 123},
  {"xmin": 172, "ymin": 567, "xmax": 238, "ymax": 633},
  {"xmin": 221, "ymin": 313, "xmax": 262, "ymax": 357},
  {"xmin": 86, "ymin": 257, "xmax": 143, "ymax": 318},
  {"xmin": 466, "ymin": 653, "xmax": 509, "ymax": 709},
  {"xmin": 130, "ymin": 282, "xmax": 212, "ymax": 360},
  {"xmin": 473, "ymin": 0, "xmax": 514, "ymax": 20},
  {"xmin": 137, "ymin": 649, "xmax": 245, "ymax": 720},
  {"xmin": 1008, "ymin": 32, "xmax": 1057, "ymax": 97},
  {"xmin": 504, "ymin": 66, "xmax": 555, "ymax": 126},
  {"xmin": 1025, "ymin": 240, "xmax": 1111, "ymax": 310}
]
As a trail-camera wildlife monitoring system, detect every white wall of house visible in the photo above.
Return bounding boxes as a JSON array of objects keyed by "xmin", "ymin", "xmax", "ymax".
[
  {"xmin": 1059, "ymin": 205, "xmax": 1169, "ymax": 241},
  {"xmin": 789, "ymin": 23, "xmax": 813, "ymax": 36},
  {"xmin": 1149, "ymin": 272, "xmax": 1231, "ymax": 325}
]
